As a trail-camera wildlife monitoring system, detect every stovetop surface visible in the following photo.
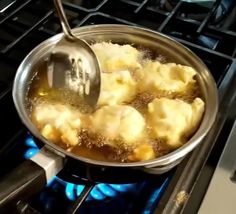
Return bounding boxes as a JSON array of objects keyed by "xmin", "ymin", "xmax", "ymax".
[{"xmin": 0, "ymin": 0, "xmax": 236, "ymax": 214}]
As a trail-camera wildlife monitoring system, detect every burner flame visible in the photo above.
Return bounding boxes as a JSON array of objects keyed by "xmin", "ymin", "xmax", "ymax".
[{"xmin": 24, "ymin": 134, "xmax": 137, "ymax": 201}]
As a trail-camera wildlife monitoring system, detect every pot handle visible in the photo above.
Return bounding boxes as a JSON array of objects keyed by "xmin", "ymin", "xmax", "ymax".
[{"xmin": 0, "ymin": 146, "xmax": 64, "ymax": 212}]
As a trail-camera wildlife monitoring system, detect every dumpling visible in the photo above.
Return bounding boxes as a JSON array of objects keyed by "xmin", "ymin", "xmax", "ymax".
[
  {"xmin": 138, "ymin": 61, "xmax": 197, "ymax": 93},
  {"xmin": 98, "ymin": 70, "xmax": 137, "ymax": 106},
  {"xmin": 90, "ymin": 105, "xmax": 146, "ymax": 147},
  {"xmin": 128, "ymin": 143, "xmax": 156, "ymax": 162},
  {"xmin": 32, "ymin": 102, "xmax": 81, "ymax": 146},
  {"xmin": 91, "ymin": 42, "xmax": 142, "ymax": 72},
  {"xmin": 147, "ymin": 97, "xmax": 205, "ymax": 147}
]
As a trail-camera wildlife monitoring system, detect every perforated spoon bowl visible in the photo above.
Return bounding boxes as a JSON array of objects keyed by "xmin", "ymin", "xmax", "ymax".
[{"xmin": 47, "ymin": 0, "xmax": 101, "ymax": 110}]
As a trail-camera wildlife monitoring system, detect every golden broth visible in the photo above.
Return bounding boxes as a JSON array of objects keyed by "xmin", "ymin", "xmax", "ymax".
[{"xmin": 27, "ymin": 45, "xmax": 203, "ymax": 163}]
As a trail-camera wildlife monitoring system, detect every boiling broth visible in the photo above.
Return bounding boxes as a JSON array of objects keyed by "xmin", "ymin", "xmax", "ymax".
[{"xmin": 27, "ymin": 44, "xmax": 204, "ymax": 163}]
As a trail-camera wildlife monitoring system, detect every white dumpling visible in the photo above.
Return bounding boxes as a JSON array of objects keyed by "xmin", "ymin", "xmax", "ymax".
[
  {"xmin": 90, "ymin": 105, "xmax": 146, "ymax": 147},
  {"xmin": 33, "ymin": 102, "xmax": 81, "ymax": 146},
  {"xmin": 98, "ymin": 70, "xmax": 137, "ymax": 106},
  {"xmin": 91, "ymin": 42, "xmax": 142, "ymax": 72},
  {"xmin": 147, "ymin": 97, "xmax": 205, "ymax": 147},
  {"xmin": 138, "ymin": 61, "xmax": 197, "ymax": 93}
]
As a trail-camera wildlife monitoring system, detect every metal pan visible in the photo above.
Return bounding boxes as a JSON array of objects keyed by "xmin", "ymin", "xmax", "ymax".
[{"xmin": 0, "ymin": 24, "xmax": 218, "ymax": 211}]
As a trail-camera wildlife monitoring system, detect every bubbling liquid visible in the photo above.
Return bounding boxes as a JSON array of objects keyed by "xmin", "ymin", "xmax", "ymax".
[{"xmin": 27, "ymin": 43, "xmax": 204, "ymax": 162}]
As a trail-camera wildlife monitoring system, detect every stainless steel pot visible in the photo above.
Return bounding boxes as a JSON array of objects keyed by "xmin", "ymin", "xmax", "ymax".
[{"xmin": 0, "ymin": 24, "xmax": 218, "ymax": 210}]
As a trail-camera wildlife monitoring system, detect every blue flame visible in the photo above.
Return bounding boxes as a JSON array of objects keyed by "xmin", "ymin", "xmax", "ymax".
[
  {"xmin": 24, "ymin": 136, "xmax": 39, "ymax": 159},
  {"xmin": 76, "ymin": 185, "xmax": 85, "ymax": 196},
  {"xmin": 66, "ymin": 183, "xmax": 76, "ymax": 200},
  {"xmin": 90, "ymin": 186, "xmax": 106, "ymax": 200},
  {"xmin": 24, "ymin": 134, "xmax": 137, "ymax": 201},
  {"xmin": 142, "ymin": 178, "xmax": 170, "ymax": 214}
]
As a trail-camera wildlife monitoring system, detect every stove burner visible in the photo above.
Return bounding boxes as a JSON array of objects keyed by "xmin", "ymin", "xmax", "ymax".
[
  {"xmin": 24, "ymin": 134, "xmax": 138, "ymax": 201},
  {"xmin": 55, "ymin": 176, "xmax": 137, "ymax": 201}
]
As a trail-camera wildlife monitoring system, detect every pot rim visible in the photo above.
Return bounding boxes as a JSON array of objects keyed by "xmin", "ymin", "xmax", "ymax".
[{"xmin": 12, "ymin": 24, "xmax": 218, "ymax": 168}]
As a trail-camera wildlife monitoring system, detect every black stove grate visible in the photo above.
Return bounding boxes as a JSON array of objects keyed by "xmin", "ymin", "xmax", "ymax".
[{"xmin": 0, "ymin": 0, "xmax": 236, "ymax": 214}]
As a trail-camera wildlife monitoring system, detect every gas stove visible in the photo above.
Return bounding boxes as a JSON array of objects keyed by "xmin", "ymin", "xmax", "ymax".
[{"xmin": 0, "ymin": 0, "xmax": 236, "ymax": 213}]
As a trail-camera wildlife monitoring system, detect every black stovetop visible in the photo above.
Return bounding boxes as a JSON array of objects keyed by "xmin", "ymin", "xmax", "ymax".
[{"xmin": 0, "ymin": 0, "xmax": 236, "ymax": 213}]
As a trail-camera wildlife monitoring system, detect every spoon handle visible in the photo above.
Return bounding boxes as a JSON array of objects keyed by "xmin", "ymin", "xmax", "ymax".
[{"xmin": 53, "ymin": 0, "xmax": 74, "ymax": 40}]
